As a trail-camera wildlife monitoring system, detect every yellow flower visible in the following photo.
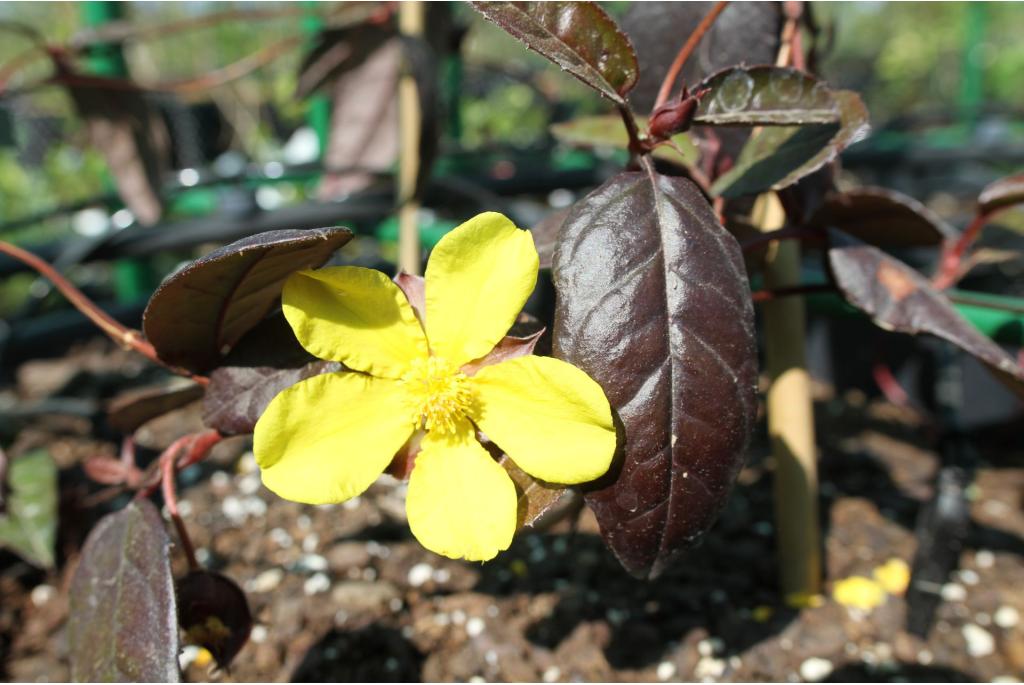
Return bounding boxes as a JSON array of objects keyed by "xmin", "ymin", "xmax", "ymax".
[{"xmin": 253, "ymin": 212, "xmax": 617, "ymax": 561}]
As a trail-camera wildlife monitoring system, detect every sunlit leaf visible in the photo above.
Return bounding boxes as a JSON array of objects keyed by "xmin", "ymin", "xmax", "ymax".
[
  {"xmin": 470, "ymin": 1, "xmax": 638, "ymax": 104},
  {"xmin": 711, "ymin": 91, "xmax": 869, "ymax": 197},
  {"xmin": 142, "ymin": 228, "xmax": 353, "ymax": 373},
  {"xmin": 694, "ymin": 66, "xmax": 840, "ymax": 126},
  {"xmin": 978, "ymin": 173, "xmax": 1024, "ymax": 215},
  {"xmin": 68, "ymin": 499, "xmax": 179, "ymax": 682},
  {"xmin": 553, "ymin": 169, "xmax": 758, "ymax": 578},
  {"xmin": 0, "ymin": 450, "xmax": 57, "ymax": 568}
]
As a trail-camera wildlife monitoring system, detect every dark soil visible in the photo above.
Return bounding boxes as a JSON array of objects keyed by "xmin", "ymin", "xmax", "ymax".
[{"xmin": 2, "ymin": 340, "xmax": 1023, "ymax": 682}]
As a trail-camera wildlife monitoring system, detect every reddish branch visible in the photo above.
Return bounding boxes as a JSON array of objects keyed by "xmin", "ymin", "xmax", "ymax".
[
  {"xmin": 751, "ymin": 283, "xmax": 833, "ymax": 303},
  {"xmin": 932, "ymin": 210, "xmax": 1002, "ymax": 290},
  {"xmin": 0, "ymin": 241, "xmax": 208, "ymax": 385},
  {"xmin": 652, "ymin": 1, "xmax": 729, "ymax": 111}
]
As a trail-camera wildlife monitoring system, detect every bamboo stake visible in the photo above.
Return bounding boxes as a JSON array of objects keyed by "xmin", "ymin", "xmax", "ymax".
[
  {"xmin": 397, "ymin": 1, "xmax": 424, "ymax": 275},
  {"xmin": 753, "ymin": 192, "xmax": 822, "ymax": 599}
]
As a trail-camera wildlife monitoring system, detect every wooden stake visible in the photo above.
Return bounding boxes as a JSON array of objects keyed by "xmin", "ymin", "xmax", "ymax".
[
  {"xmin": 753, "ymin": 192, "xmax": 822, "ymax": 599},
  {"xmin": 397, "ymin": 1, "xmax": 424, "ymax": 275}
]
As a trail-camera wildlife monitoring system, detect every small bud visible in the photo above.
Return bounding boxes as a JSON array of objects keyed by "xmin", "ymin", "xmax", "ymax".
[{"xmin": 648, "ymin": 86, "xmax": 709, "ymax": 141}]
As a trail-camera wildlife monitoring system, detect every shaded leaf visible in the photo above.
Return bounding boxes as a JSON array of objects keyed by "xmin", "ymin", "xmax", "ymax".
[
  {"xmin": 177, "ymin": 570, "xmax": 252, "ymax": 669},
  {"xmin": 296, "ymin": 23, "xmax": 393, "ymax": 98},
  {"xmin": 469, "ymin": 1, "xmax": 638, "ymax": 104},
  {"xmin": 68, "ymin": 499, "xmax": 178, "ymax": 682},
  {"xmin": 553, "ymin": 169, "xmax": 758, "ymax": 578},
  {"xmin": 807, "ymin": 186, "xmax": 957, "ymax": 248},
  {"xmin": 143, "ymin": 227, "xmax": 353, "ymax": 373},
  {"xmin": 106, "ymin": 383, "xmax": 205, "ymax": 435},
  {"xmin": 694, "ymin": 66, "xmax": 839, "ymax": 126},
  {"xmin": 0, "ymin": 450, "xmax": 57, "ymax": 568},
  {"xmin": 550, "ymin": 114, "xmax": 699, "ymax": 166},
  {"xmin": 827, "ymin": 230, "xmax": 1024, "ymax": 397},
  {"xmin": 319, "ymin": 37, "xmax": 402, "ymax": 199},
  {"xmin": 67, "ymin": 79, "xmax": 171, "ymax": 226},
  {"xmin": 711, "ymin": 90, "xmax": 869, "ymax": 198},
  {"xmin": 620, "ymin": 2, "xmax": 782, "ymax": 112},
  {"xmin": 978, "ymin": 173, "xmax": 1024, "ymax": 215}
]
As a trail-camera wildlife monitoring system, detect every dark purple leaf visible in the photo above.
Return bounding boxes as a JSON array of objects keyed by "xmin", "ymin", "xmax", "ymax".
[
  {"xmin": 620, "ymin": 2, "xmax": 782, "ymax": 112},
  {"xmin": 0, "ymin": 450, "xmax": 57, "ymax": 568},
  {"xmin": 177, "ymin": 570, "xmax": 252, "ymax": 669},
  {"xmin": 469, "ymin": 1, "xmax": 638, "ymax": 104},
  {"xmin": 532, "ymin": 207, "xmax": 570, "ymax": 271},
  {"xmin": 711, "ymin": 90, "xmax": 869, "ymax": 198},
  {"xmin": 68, "ymin": 499, "xmax": 178, "ymax": 682},
  {"xmin": 499, "ymin": 454, "xmax": 575, "ymax": 530},
  {"xmin": 106, "ymin": 383, "xmax": 206, "ymax": 435},
  {"xmin": 978, "ymin": 173, "xmax": 1024, "ymax": 215},
  {"xmin": 694, "ymin": 66, "xmax": 839, "ymax": 126},
  {"xmin": 553, "ymin": 168, "xmax": 758, "ymax": 578},
  {"xmin": 142, "ymin": 227, "xmax": 352, "ymax": 373},
  {"xmin": 827, "ymin": 230, "xmax": 1024, "ymax": 397},
  {"xmin": 68, "ymin": 80, "xmax": 171, "ymax": 226},
  {"xmin": 807, "ymin": 186, "xmax": 957, "ymax": 248}
]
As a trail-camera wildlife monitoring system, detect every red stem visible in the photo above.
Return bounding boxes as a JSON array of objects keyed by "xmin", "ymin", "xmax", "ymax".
[
  {"xmin": 0, "ymin": 240, "xmax": 208, "ymax": 385},
  {"xmin": 932, "ymin": 210, "xmax": 1001, "ymax": 290},
  {"xmin": 162, "ymin": 445, "xmax": 199, "ymax": 571},
  {"xmin": 872, "ymin": 361, "xmax": 911, "ymax": 408},
  {"xmin": 652, "ymin": 1, "xmax": 729, "ymax": 111},
  {"xmin": 751, "ymin": 283, "xmax": 833, "ymax": 303}
]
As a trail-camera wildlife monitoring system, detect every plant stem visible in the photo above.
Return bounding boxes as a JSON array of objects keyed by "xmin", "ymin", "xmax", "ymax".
[
  {"xmin": 397, "ymin": 1, "xmax": 425, "ymax": 275},
  {"xmin": 161, "ymin": 438, "xmax": 199, "ymax": 570},
  {"xmin": 0, "ymin": 240, "xmax": 208, "ymax": 385},
  {"xmin": 932, "ymin": 210, "xmax": 998, "ymax": 290},
  {"xmin": 751, "ymin": 283, "xmax": 832, "ymax": 302},
  {"xmin": 652, "ymin": 1, "xmax": 729, "ymax": 111},
  {"xmin": 754, "ymin": 192, "xmax": 822, "ymax": 600}
]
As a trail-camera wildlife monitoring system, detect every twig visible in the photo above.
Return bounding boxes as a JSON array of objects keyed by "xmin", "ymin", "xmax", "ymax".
[
  {"xmin": 157, "ymin": 35, "xmax": 303, "ymax": 94},
  {"xmin": 162, "ymin": 443, "xmax": 199, "ymax": 570},
  {"xmin": 0, "ymin": 241, "xmax": 208, "ymax": 385},
  {"xmin": 652, "ymin": 1, "xmax": 728, "ymax": 112},
  {"xmin": 932, "ymin": 210, "xmax": 1003, "ymax": 290},
  {"xmin": 751, "ymin": 283, "xmax": 833, "ymax": 303}
]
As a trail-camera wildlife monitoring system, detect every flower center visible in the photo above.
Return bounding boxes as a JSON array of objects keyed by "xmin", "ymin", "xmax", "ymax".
[{"xmin": 400, "ymin": 356, "xmax": 473, "ymax": 434}]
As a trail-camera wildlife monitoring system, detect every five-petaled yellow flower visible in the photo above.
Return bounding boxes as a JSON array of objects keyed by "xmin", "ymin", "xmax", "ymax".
[{"xmin": 253, "ymin": 212, "xmax": 616, "ymax": 561}]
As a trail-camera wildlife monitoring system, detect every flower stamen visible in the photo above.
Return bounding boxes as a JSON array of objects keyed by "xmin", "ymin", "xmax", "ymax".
[{"xmin": 400, "ymin": 356, "xmax": 473, "ymax": 434}]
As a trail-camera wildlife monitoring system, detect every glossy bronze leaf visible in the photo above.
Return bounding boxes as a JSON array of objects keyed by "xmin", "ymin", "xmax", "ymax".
[
  {"xmin": 499, "ymin": 455, "xmax": 575, "ymax": 530},
  {"xmin": 553, "ymin": 169, "xmax": 758, "ymax": 578},
  {"xmin": 978, "ymin": 173, "xmax": 1024, "ymax": 215},
  {"xmin": 694, "ymin": 66, "xmax": 840, "ymax": 126},
  {"xmin": 68, "ymin": 499, "xmax": 178, "ymax": 682},
  {"xmin": 827, "ymin": 230, "xmax": 1024, "ymax": 397},
  {"xmin": 142, "ymin": 228, "xmax": 352, "ymax": 373},
  {"xmin": 469, "ymin": 1, "xmax": 638, "ymax": 104},
  {"xmin": 711, "ymin": 90, "xmax": 869, "ymax": 198},
  {"xmin": 807, "ymin": 186, "xmax": 957, "ymax": 248}
]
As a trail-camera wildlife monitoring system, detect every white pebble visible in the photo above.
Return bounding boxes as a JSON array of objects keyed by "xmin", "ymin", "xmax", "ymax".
[
  {"xmin": 210, "ymin": 471, "xmax": 230, "ymax": 489},
  {"xmin": 222, "ymin": 496, "xmax": 246, "ymax": 522},
  {"xmin": 975, "ymin": 550, "xmax": 995, "ymax": 569},
  {"xmin": 297, "ymin": 514, "xmax": 312, "ymax": 530},
  {"xmin": 248, "ymin": 568, "xmax": 283, "ymax": 593},
  {"xmin": 433, "ymin": 613, "xmax": 450, "ymax": 626},
  {"xmin": 30, "ymin": 584, "xmax": 55, "ymax": 607},
  {"xmin": 941, "ymin": 583, "xmax": 967, "ymax": 602},
  {"xmin": 994, "ymin": 606, "xmax": 1020, "ymax": 629},
  {"xmin": 362, "ymin": 567, "xmax": 377, "ymax": 581},
  {"xmin": 486, "ymin": 605, "xmax": 500, "ymax": 618},
  {"xmin": 466, "ymin": 617, "xmax": 486, "ymax": 637},
  {"xmin": 992, "ymin": 676, "xmax": 1020, "ymax": 683},
  {"xmin": 917, "ymin": 649, "xmax": 933, "ymax": 665},
  {"xmin": 237, "ymin": 451, "xmax": 258, "ymax": 473},
  {"xmin": 542, "ymin": 666, "xmax": 561, "ymax": 682},
  {"xmin": 250, "ymin": 625, "xmax": 268, "ymax": 643},
  {"xmin": 408, "ymin": 563, "xmax": 434, "ymax": 587},
  {"xmin": 484, "ymin": 650, "xmax": 498, "ymax": 665},
  {"xmin": 962, "ymin": 623, "xmax": 995, "ymax": 657},
  {"xmin": 694, "ymin": 656, "xmax": 725, "ymax": 680},
  {"xmin": 656, "ymin": 661, "xmax": 676, "ymax": 681},
  {"xmin": 389, "ymin": 597, "xmax": 403, "ymax": 612},
  {"xmin": 238, "ymin": 473, "xmax": 261, "ymax": 495},
  {"xmin": 958, "ymin": 569, "xmax": 980, "ymax": 586},
  {"xmin": 269, "ymin": 527, "xmax": 293, "ymax": 548},
  {"xmin": 698, "ymin": 637, "xmax": 724, "ymax": 657},
  {"xmin": 178, "ymin": 644, "xmax": 200, "ymax": 670},
  {"xmin": 195, "ymin": 548, "xmax": 210, "ymax": 565},
  {"xmin": 243, "ymin": 496, "xmax": 267, "ymax": 518},
  {"xmin": 469, "ymin": 677, "xmax": 485, "ymax": 684},
  {"xmin": 299, "ymin": 554, "xmax": 328, "ymax": 573},
  {"xmin": 433, "ymin": 568, "xmax": 452, "ymax": 584},
  {"xmin": 177, "ymin": 500, "xmax": 193, "ymax": 517},
  {"xmin": 302, "ymin": 533, "xmax": 320, "ymax": 553},
  {"xmin": 800, "ymin": 657, "xmax": 834, "ymax": 682},
  {"xmin": 343, "ymin": 497, "xmax": 361, "ymax": 511},
  {"xmin": 452, "ymin": 609, "xmax": 467, "ymax": 625},
  {"xmin": 304, "ymin": 572, "xmax": 331, "ymax": 596}
]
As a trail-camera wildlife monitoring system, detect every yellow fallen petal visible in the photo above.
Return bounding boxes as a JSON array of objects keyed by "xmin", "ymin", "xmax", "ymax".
[
  {"xmin": 405, "ymin": 419, "xmax": 516, "ymax": 561},
  {"xmin": 785, "ymin": 591, "xmax": 825, "ymax": 609},
  {"xmin": 873, "ymin": 558, "xmax": 910, "ymax": 596},
  {"xmin": 283, "ymin": 266, "xmax": 427, "ymax": 378},
  {"xmin": 254, "ymin": 372, "xmax": 413, "ymax": 504},
  {"xmin": 425, "ymin": 212, "xmax": 538, "ymax": 367},
  {"xmin": 470, "ymin": 355, "xmax": 616, "ymax": 484},
  {"xmin": 832, "ymin": 575, "xmax": 887, "ymax": 611}
]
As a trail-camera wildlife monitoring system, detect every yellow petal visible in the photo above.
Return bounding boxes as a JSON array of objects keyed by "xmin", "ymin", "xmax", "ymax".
[
  {"xmin": 832, "ymin": 576, "xmax": 887, "ymax": 611},
  {"xmin": 470, "ymin": 355, "xmax": 615, "ymax": 484},
  {"xmin": 253, "ymin": 372, "xmax": 413, "ymax": 504},
  {"xmin": 425, "ymin": 212, "xmax": 538, "ymax": 367},
  {"xmin": 873, "ymin": 558, "xmax": 910, "ymax": 596},
  {"xmin": 405, "ymin": 419, "xmax": 516, "ymax": 561},
  {"xmin": 283, "ymin": 266, "xmax": 427, "ymax": 378}
]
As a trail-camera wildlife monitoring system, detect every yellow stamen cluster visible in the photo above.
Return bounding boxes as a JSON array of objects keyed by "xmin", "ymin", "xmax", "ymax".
[{"xmin": 401, "ymin": 356, "xmax": 473, "ymax": 434}]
